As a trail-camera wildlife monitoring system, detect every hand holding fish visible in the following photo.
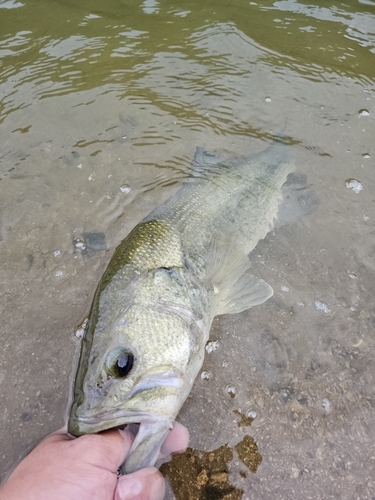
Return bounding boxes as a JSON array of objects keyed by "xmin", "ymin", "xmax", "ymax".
[{"xmin": 0, "ymin": 422, "xmax": 188, "ymax": 500}]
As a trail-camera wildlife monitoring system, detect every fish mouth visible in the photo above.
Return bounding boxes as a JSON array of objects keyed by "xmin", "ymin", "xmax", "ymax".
[
  {"xmin": 71, "ymin": 408, "xmax": 150, "ymax": 425},
  {"xmin": 69, "ymin": 412, "xmax": 173, "ymax": 473},
  {"xmin": 69, "ymin": 393, "xmax": 177, "ymax": 436},
  {"xmin": 69, "ymin": 383, "xmax": 182, "ymax": 471},
  {"xmin": 68, "ymin": 369, "xmax": 184, "ymax": 436},
  {"xmin": 68, "ymin": 409, "xmax": 164, "ymax": 436}
]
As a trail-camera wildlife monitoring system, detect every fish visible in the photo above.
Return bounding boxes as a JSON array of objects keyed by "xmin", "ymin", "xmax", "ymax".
[{"xmin": 68, "ymin": 136, "xmax": 294, "ymax": 473}]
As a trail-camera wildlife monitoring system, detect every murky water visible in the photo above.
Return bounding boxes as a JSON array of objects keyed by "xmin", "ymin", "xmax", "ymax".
[{"xmin": 1, "ymin": 0, "xmax": 374, "ymax": 497}]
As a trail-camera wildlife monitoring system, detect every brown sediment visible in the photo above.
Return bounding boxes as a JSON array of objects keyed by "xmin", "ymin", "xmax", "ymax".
[
  {"xmin": 235, "ymin": 435, "xmax": 262, "ymax": 473},
  {"xmin": 160, "ymin": 444, "xmax": 243, "ymax": 500},
  {"xmin": 160, "ymin": 434, "xmax": 262, "ymax": 499},
  {"xmin": 233, "ymin": 409, "xmax": 254, "ymax": 428}
]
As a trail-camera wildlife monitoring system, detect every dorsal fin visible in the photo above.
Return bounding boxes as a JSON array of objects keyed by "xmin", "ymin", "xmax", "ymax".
[{"xmin": 188, "ymin": 147, "xmax": 229, "ymax": 180}]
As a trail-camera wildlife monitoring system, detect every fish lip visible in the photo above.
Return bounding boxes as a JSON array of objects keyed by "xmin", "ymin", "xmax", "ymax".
[
  {"xmin": 72, "ymin": 409, "xmax": 156, "ymax": 425},
  {"xmin": 69, "ymin": 409, "xmax": 165, "ymax": 436}
]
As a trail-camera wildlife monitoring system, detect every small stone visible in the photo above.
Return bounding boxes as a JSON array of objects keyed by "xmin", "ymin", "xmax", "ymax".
[
  {"xmin": 73, "ymin": 238, "xmax": 86, "ymax": 251},
  {"xmin": 120, "ymin": 184, "xmax": 131, "ymax": 194},
  {"xmin": 82, "ymin": 232, "xmax": 107, "ymax": 252},
  {"xmin": 315, "ymin": 301, "xmax": 330, "ymax": 313},
  {"xmin": 321, "ymin": 398, "xmax": 332, "ymax": 413},
  {"xmin": 346, "ymin": 178, "xmax": 363, "ymax": 194},
  {"xmin": 226, "ymin": 384, "xmax": 237, "ymax": 398},
  {"xmin": 291, "ymin": 465, "xmax": 300, "ymax": 478},
  {"xmin": 206, "ymin": 340, "xmax": 220, "ymax": 353},
  {"xmin": 201, "ymin": 370, "xmax": 212, "ymax": 381}
]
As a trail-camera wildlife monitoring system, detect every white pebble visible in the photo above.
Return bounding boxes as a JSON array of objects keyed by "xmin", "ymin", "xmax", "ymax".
[
  {"xmin": 346, "ymin": 179, "xmax": 362, "ymax": 194},
  {"xmin": 315, "ymin": 301, "xmax": 330, "ymax": 313}
]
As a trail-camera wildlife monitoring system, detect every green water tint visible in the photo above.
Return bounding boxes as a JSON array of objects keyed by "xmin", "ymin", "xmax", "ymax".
[{"xmin": 0, "ymin": 0, "xmax": 374, "ymax": 127}]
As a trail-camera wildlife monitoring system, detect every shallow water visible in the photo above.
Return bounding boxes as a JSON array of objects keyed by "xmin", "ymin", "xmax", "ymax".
[{"xmin": 0, "ymin": 0, "xmax": 374, "ymax": 497}]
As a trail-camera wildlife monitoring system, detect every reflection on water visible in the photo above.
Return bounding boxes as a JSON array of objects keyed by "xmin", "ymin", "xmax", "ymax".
[{"xmin": 0, "ymin": 0, "xmax": 374, "ymax": 498}]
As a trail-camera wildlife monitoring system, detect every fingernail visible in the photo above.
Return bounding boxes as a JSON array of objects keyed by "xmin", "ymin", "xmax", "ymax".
[
  {"xmin": 116, "ymin": 477, "xmax": 142, "ymax": 500},
  {"xmin": 116, "ymin": 470, "xmax": 165, "ymax": 500},
  {"xmin": 150, "ymin": 473, "xmax": 165, "ymax": 500}
]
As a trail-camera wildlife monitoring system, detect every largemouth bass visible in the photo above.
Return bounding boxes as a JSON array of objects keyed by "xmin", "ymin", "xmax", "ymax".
[{"xmin": 68, "ymin": 137, "xmax": 293, "ymax": 473}]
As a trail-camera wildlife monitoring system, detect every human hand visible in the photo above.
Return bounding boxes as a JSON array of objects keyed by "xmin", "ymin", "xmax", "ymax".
[{"xmin": 0, "ymin": 422, "xmax": 188, "ymax": 500}]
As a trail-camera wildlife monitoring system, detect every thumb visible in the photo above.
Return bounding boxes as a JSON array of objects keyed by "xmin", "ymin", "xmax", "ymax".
[
  {"xmin": 78, "ymin": 428, "xmax": 134, "ymax": 471},
  {"xmin": 115, "ymin": 467, "xmax": 165, "ymax": 500}
]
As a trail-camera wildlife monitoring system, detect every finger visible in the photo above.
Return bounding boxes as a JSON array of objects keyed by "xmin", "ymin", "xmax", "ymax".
[
  {"xmin": 159, "ymin": 421, "xmax": 189, "ymax": 458},
  {"xmin": 87, "ymin": 428, "xmax": 134, "ymax": 471},
  {"xmin": 50, "ymin": 424, "xmax": 69, "ymax": 435},
  {"xmin": 38, "ymin": 427, "xmax": 72, "ymax": 446},
  {"xmin": 37, "ymin": 423, "xmax": 105, "ymax": 448},
  {"xmin": 47, "ymin": 424, "xmax": 70, "ymax": 441},
  {"xmin": 42, "ymin": 426, "xmax": 135, "ymax": 471},
  {"xmin": 115, "ymin": 467, "xmax": 165, "ymax": 500}
]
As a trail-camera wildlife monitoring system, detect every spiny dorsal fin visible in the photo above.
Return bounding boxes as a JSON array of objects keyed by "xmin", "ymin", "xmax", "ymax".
[{"xmin": 189, "ymin": 147, "xmax": 230, "ymax": 180}]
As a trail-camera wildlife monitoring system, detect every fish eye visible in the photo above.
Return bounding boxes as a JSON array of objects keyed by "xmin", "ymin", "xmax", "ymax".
[{"xmin": 114, "ymin": 351, "xmax": 134, "ymax": 378}]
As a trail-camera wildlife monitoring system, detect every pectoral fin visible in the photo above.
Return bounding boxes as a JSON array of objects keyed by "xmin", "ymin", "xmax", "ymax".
[
  {"xmin": 212, "ymin": 271, "xmax": 273, "ymax": 316},
  {"xmin": 206, "ymin": 230, "xmax": 273, "ymax": 317}
]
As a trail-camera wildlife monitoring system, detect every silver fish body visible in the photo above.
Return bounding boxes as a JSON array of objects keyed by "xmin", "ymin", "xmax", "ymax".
[{"xmin": 68, "ymin": 138, "xmax": 293, "ymax": 473}]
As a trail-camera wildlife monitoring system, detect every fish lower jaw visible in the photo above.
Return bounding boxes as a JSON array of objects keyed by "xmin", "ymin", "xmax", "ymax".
[{"xmin": 69, "ymin": 410, "xmax": 172, "ymax": 436}]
